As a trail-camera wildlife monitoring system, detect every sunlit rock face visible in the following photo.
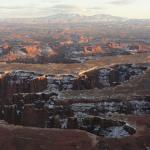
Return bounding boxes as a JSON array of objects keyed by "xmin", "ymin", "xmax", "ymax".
[
  {"xmin": 25, "ymin": 45, "xmax": 40, "ymax": 57},
  {"xmin": 73, "ymin": 64, "xmax": 147, "ymax": 90},
  {"xmin": 83, "ymin": 46, "xmax": 103, "ymax": 55}
]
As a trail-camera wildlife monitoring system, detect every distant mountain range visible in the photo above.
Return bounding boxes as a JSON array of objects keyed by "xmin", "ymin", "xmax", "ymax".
[
  {"xmin": 45, "ymin": 13, "xmax": 127, "ymax": 22},
  {"xmin": 0, "ymin": 13, "xmax": 150, "ymax": 24}
]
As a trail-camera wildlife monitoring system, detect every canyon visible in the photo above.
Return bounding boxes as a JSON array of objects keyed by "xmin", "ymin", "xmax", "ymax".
[
  {"xmin": 0, "ymin": 54, "xmax": 150, "ymax": 150},
  {"xmin": 0, "ymin": 14, "xmax": 150, "ymax": 149}
]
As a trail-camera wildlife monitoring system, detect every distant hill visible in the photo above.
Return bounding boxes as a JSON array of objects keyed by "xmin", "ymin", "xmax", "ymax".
[
  {"xmin": 45, "ymin": 13, "xmax": 127, "ymax": 23},
  {"xmin": 0, "ymin": 13, "xmax": 149, "ymax": 24}
]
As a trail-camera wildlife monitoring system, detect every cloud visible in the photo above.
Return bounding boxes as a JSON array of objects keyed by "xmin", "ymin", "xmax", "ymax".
[
  {"xmin": 88, "ymin": 6, "xmax": 104, "ymax": 10},
  {"xmin": 110, "ymin": 0, "xmax": 134, "ymax": 5},
  {"xmin": 0, "ymin": 6, "xmax": 33, "ymax": 10},
  {"xmin": 51, "ymin": 4, "xmax": 80, "ymax": 11},
  {"xmin": 50, "ymin": 4, "xmax": 83, "ymax": 14},
  {"xmin": 0, "ymin": 3, "xmax": 107, "ymax": 18}
]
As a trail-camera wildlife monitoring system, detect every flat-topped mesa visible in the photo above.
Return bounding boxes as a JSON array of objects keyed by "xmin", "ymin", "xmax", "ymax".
[
  {"xmin": 73, "ymin": 64, "xmax": 148, "ymax": 90},
  {"xmin": 0, "ymin": 63, "xmax": 149, "ymax": 98},
  {"xmin": 0, "ymin": 70, "xmax": 47, "ymax": 99}
]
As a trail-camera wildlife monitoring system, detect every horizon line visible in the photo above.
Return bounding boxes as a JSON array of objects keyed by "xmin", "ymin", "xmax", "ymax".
[{"xmin": 0, "ymin": 13, "xmax": 150, "ymax": 20}]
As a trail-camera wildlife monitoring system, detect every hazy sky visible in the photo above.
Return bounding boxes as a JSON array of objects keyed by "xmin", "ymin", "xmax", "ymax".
[{"xmin": 0, "ymin": 0, "xmax": 150, "ymax": 18}]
